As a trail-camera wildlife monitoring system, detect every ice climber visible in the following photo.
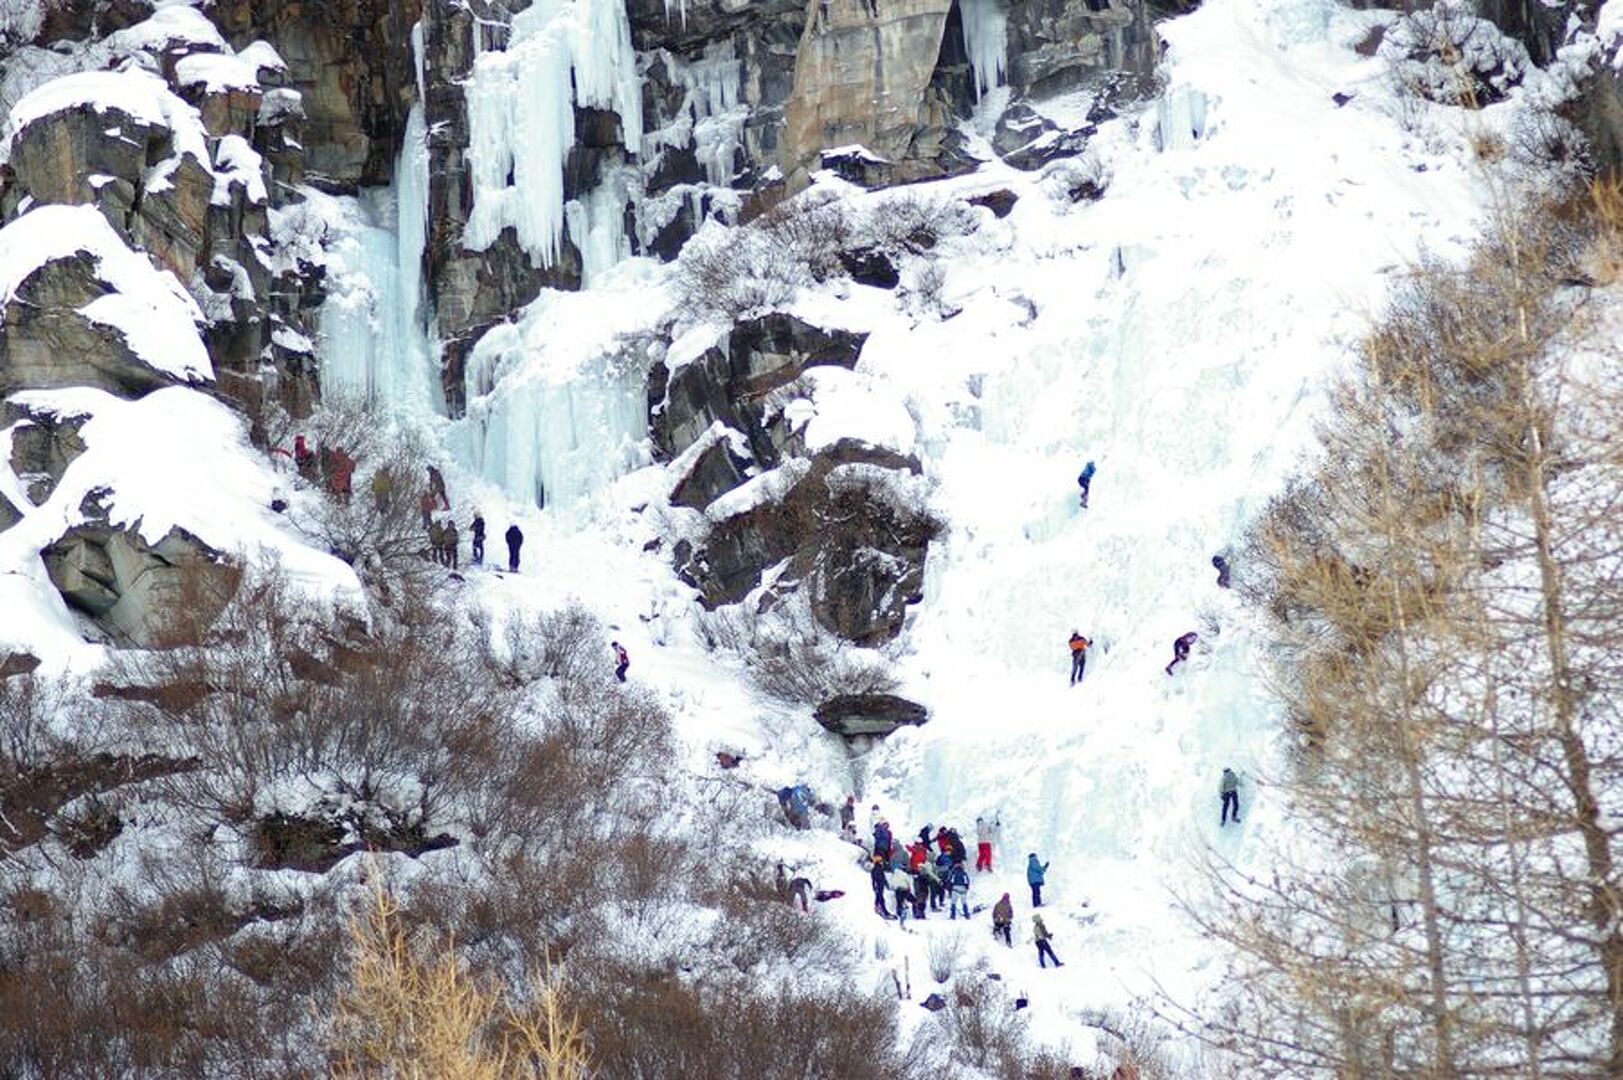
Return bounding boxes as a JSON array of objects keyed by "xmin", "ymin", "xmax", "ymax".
[
  {"xmin": 870, "ymin": 855, "xmax": 891, "ymax": 917},
  {"xmin": 427, "ymin": 464, "xmax": 450, "ymax": 510},
  {"xmin": 1077, "ymin": 460, "xmax": 1096, "ymax": 508},
  {"xmin": 612, "ymin": 640, "xmax": 629, "ymax": 682},
  {"xmin": 505, "ymin": 523, "xmax": 524, "ymax": 572},
  {"xmin": 975, "ymin": 815, "xmax": 1000, "ymax": 872},
  {"xmin": 1069, "ymin": 631, "xmax": 1092, "ymax": 685},
  {"xmin": 992, "ymin": 892, "xmax": 1014, "ymax": 947},
  {"xmin": 1165, "ymin": 631, "xmax": 1198, "ymax": 676},
  {"xmin": 947, "ymin": 861, "xmax": 971, "ymax": 919},
  {"xmin": 470, "ymin": 512, "xmax": 486, "ymax": 564},
  {"xmin": 1027, "ymin": 852, "xmax": 1049, "ymax": 908},
  {"xmin": 1032, "ymin": 914, "xmax": 1063, "ymax": 968},
  {"xmin": 1212, "ymin": 554, "xmax": 1231, "ymax": 588},
  {"xmin": 1220, "ymin": 767, "xmax": 1241, "ymax": 826},
  {"xmin": 443, "ymin": 520, "xmax": 460, "ymax": 570}
]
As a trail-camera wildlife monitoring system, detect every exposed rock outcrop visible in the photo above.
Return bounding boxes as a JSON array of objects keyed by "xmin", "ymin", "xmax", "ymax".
[
  {"xmin": 780, "ymin": 0, "xmax": 958, "ymax": 185},
  {"xmin": 653, "ymin": 313, "xmax": 870, "ymax": 467},
  {"xmin": 211, "ymin": 0, "xmax": 424, "ymax": 190},
  {"xmin": 814, "ymin": 692, "xmax": 929, "ymax": 737},
  {"xmin": 676, "ymin": 444, "xmax": 936, "ymax": 644},
  {"xmin": 5, "ymin": 401, "xmax": 88, "ymax": 505},
  {"xmin": 42, "ymin": 494, "xmax": 241, "ymax": 647}
]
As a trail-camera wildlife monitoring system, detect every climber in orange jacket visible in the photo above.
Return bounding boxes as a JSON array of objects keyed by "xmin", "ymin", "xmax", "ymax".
[{"xmin": 1068, "ymin": 631, "xmax": 1092, "ymax": 685}]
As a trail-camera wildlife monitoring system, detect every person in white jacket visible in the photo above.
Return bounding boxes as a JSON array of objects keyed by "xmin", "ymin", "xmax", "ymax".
[{"xmin": 975, "ymin": 814, "xmax": 1001, "ymax": 872}]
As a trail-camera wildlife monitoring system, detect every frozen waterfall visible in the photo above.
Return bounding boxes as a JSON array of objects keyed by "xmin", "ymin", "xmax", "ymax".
[
  {"xmin": 456, "ymin": 283, "xmax": 655, "ymax": 514},
  {"xmin": 462, "ymin": 0, "xmax": 643, "ymax": 270},
  {"xmin": 315, "ymin": 102, "xmax": 441, "ymax": 413}
]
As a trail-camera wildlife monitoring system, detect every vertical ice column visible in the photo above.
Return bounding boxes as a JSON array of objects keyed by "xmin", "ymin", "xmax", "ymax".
[
  {"xmin": 462, "ymin": 0, "xmax": 643, "ymax": 271},
  {"xmin": 959, "ymin": 0, "xmax": 1008, "ymax": 101},
  {"xmin": 315, "ymin": 101, "xmax": 441, "ymax": 413}
]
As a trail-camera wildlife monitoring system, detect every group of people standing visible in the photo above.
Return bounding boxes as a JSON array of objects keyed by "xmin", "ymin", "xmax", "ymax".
[{"xmin": 843, "ymin": 800, "xmax": 1066, "ymax": 970}]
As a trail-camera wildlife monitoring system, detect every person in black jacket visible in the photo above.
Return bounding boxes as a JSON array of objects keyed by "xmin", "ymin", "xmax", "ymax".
[
  {"xmin": 505, "ymin": 523, "xmax": 524, "ymax": 572},
  {"xmin": 470, "ymin": 512, "xmax": 486, "ymax": 565}
]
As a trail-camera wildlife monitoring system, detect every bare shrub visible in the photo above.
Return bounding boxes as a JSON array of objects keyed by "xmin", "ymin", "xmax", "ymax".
[
  {"xmin": 926, "ymin": 927, "xmax": 964, "ymax": 984},
  {"xmin": 862, "ymin": 191, "xmax": 978, "ymax": 256},
  {"xmin": 701, "ymin": 596, "xmax": 902, "ymax": 706},
  {"xmin": 675, "ymin": 193, "xmax": 855, "ymax": 321},
  {"xmin": 570, "ymin": 969, "xmax": 911, "ymax": 1079},
  {"xmin": 933, "ymin": 975, "xmax": 1041, "ymax": 1075},
  {"xmin": 492, "ymin": 603, "xmax": 610, "ymax": 692},
  {"xmin": 1379, "ymin": 0, "xmax": 1529, "ymax": 108}
]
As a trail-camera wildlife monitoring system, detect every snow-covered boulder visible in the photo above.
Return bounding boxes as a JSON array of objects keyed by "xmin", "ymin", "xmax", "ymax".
[
  {"xmin": 0, "ymin": 204, "xmax": 212, "ymax": 398},
  {"xmin": 5, "ymin": 69, "xmax": 216, "ymax": 281}
]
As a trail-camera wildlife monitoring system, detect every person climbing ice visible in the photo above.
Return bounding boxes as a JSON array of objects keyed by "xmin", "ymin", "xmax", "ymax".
[
  {"xmin": 1165, "ymin": 631, "xmax": 1198, "ymax": 676},
  {"xmin": 1069, "ymin": 631, "xmax": 1092, "ymax": 685},
  {"xmin": 1077, "ymin": 460, "xmax": 1096, "ymax": 508},
  {"xmin": 975, "ymin": 815, "xmax": 1000, "ymax": 872},
  {"xmin": 1220, "ymin": 767, "xmax": 1242, "ymax": 826},
  {"xmin": 1212, "ymin": 554, "xmax": 1231, "ymax": 589},
  {"xmin": 611, "ymin": 640, "xmax": 629, "ymax": 682}
]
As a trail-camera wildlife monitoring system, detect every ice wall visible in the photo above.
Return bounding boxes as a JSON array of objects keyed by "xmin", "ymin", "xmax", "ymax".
[
  {"xmin": 315, "ymin": 103, "xmax": 440, "ymax": 413},
  {"xmin": 463, "ymin": 0, "xmax": 643, "ymax": 269},
  {"xmin": 458, "ymin": 286, "xmax": 653, "ymax": 512},
  {"xmin": 960, "ymin": 0, "xmax": 1008, "ymax": 101}
]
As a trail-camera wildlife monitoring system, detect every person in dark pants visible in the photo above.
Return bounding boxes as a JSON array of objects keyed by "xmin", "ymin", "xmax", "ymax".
[
  {"xmin": 1033, "ymin": 915, "xmax": 1063, "ymax": 968},
  {"xmin": 1077, "ymin": 461, "xmax": 1096, "ymax": 508},
  {"xmin": 1027, "ymin": 853, "xmax": 1049, "ymax": 907},
  {"xmin": 505, "ymin": 523, "xmax": 524, "ymax": 572},
  {"xmin": 1220, "ymin": 767, "xmax": 1242, "ymax": 826},
  {"xmin": 443, "ymin": 520, "xmax": 459, "ymax": 570},
  {"xmin": 470, "ymin": 512, "xmax": 486, "ymax": 565},
  {"xmin": 1069, "ymin": 631, "xmax": 1091, "ymax": 685},
  {"xmin": 1212, "ymin": 554, "xmax": 1231, "ymax": 588},
  {"xmin": 992, "ymin": 892, "xmax": 1014, "ymax": 947},
  {"xmin": 611, "ymin": 641, "xmax": 629, "ymax": 682},
  {"xmin": 870, "ymin": 855, "xmax": 891, "ymax": 918},
  {"xmin": 1165, "ymin": 631, "xmax": 1198, "ymax": 676}
]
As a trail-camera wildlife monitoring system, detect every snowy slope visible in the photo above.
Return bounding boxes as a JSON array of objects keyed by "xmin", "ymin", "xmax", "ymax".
[
  {"xmin": 334, "ymin": 0, "xmax": 1510, "ymax": 1062},
  {"xmin": 0, "ymin": 0, "xmax": 1546, "ymax": 1068}
]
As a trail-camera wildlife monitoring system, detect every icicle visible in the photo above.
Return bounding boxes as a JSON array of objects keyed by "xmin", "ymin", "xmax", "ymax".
[
  {"xmin": 960, "ymin": 0, "xmax": 1008, "ymax": 102},
  {"xmin": 463, "ymin": 0, "xmax": 642, "ymax": 270}
]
